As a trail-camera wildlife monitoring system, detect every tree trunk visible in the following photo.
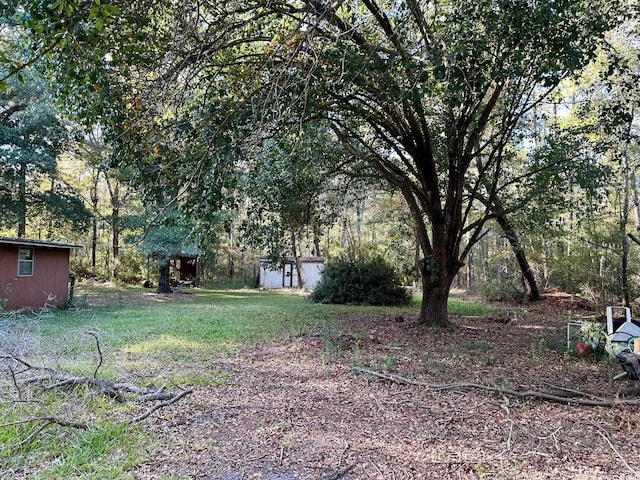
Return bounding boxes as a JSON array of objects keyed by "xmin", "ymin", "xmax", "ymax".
[
  {"xmin": 620, "ymin": 111, "xmax": 634, "ymax": 307},
  {"xmin": 418, "ymin": 267, "xmax": 453, "ymax": 327},
  {"xmin": 90, "ymin": 174, "xmax": 99, "ymax": 269},
  {"xmin": 621, "ymin": 167, "xmax": 630, "ymax": 306},
  {"xmin": 91, "ymin": 217, "xmax": 98, "ymax": 268},
  {"xmin": 228, "ymin": 226, "xmax": 235, "ymax": 279},
  {"xmin": 111, "ymin": 204, "xmax": 120, "ymax": 279},
  {"xmin": 493, "ymin": 210, "xmax": 541, "ymax": 301},
  {"xmin": 291, "ymin": 232, "xmax": 304, "ymax": 289},
  {"xmin": 401, "ymin": 185, "xmax": 457, "ymax": 327},
  {"xmin": 17, "ymin": 163, "xmax": 27, "ymax": 238},
  {"xmin": 313, "ymin": 226, "xmax": 322, "ymax": 257},
  {"xmin": 157, "ymin": 259, "xmax": 172, "ymax": 294},
  {"xmin": 105, "ymin": 177, "xmax": 122, "ymax": 280}
]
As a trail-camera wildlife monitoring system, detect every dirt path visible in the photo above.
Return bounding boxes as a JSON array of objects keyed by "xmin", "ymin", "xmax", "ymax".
[{"xmin": 132, "ymin": 297, "xmax": 640, "ymax": 479}]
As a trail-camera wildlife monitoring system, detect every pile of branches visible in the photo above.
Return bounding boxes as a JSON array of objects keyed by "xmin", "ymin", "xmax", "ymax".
[{"xmin": 1, "ymin": 321, "xmax": 191, "ymax": 450}]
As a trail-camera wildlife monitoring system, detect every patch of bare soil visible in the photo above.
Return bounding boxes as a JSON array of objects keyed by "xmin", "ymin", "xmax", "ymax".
[
  {"xmin": 132, "ymin": 296, "xmax": 640, "ymax": 479},
  {"xmin": 80, "ymin": 291, "xmax": 196, "ymax": 307}
]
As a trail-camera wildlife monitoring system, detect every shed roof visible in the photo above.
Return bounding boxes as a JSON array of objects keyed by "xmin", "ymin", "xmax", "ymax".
[
  {"xmin": 259, "ymin": 256, "xmax": 324, "ymax": 264},
  {"xmin": 0, "ymin": 237, "xmax": 83, "ymax": 250}
]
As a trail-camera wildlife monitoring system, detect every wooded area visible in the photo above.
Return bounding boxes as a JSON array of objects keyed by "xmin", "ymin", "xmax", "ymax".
[{"xmin": 1, "ymin": 1, "xmax": 640, "ymax": 317}]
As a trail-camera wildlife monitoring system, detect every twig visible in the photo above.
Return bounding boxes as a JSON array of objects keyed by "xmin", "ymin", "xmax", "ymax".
[
  {"xmin": 14, "ymin": 415, "xmax": 87, "ymax": 449},
  {"xmin": 326, "ymin": 463, "xmax": 357, "ymax": 480},
  {"xmin": 85, "ymin": 331, "xmax": 103, "ymax": 378},
  {"xmin": 353, "ymin": 367, "xmax": 640, "ymax": 407},
  {"xmin": 127, "ymin": 389, "xmax": 193, "ymax": 424},
  {"xmin": 369, "ymin": 457, "xmax": 386, "ymax": 479},
  {"xmin": 595, "ymin": 427, "xmax": 640, "ymax": 477}
]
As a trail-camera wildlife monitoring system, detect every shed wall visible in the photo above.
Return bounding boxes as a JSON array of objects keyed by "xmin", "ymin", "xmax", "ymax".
[
  {"xmin": 259, "ymin": 258, "xmax": 324, "ymax": 290},
  {"xmin": 0, "ymin": 245, "xmax": 71, "ymax": 310}
]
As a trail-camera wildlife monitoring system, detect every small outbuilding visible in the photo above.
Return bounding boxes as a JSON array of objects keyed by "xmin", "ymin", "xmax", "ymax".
[
  {"xmin": 259, "ymin": 256, "xmax": 324, "ymax": 290},
  {"xmin": 0, "ymin": 237, "xmax": 82, "ymax": 311},
  {"xmin": 170, "ymin": 254, "xmax": 200, "ymax": 286}
]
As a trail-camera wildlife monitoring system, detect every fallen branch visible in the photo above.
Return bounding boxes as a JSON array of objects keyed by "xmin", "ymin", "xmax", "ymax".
[
  {"xmin": 26, "ymin": 373, "xmax": 126, "ymax": 402},
  {"xmin": 2, "ymin": 339, "xmax": 194, "ymax": 449},
  {"xmin": 325, "ymin": 463, "xmax": 358, "ymax": 480},
  {"xmin": 25, "ymin": 373, "xmax": 188, "ymax": 404},
  {"xmin": 128, "ymin": 389, "xmax": 193, "ymax": 424},
  {"xmin": 594, "ymin": 424, "xmax": 640, "ymax": 477},
  {"xmin": 16, "ymin": 416, "xmax": 88, "ymax": 449},
  {"xmin": 353, "ymin": 367, "xmax": 640, "ymax": 407}
]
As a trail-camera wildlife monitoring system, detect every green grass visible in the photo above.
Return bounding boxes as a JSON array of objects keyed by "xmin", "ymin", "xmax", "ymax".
[
  {"xmin": 1, "ymin": 285, "xmax": 498, "ymax": 479},
  {"xmin": 1, "ymin": 287, "xmax": 341, "ymax": 480}
]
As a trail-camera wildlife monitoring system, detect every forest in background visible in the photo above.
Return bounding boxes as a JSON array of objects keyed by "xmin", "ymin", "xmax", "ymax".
[{"xmin": 1, "ymin": 1, "xmax": 639, "ymax": 310}]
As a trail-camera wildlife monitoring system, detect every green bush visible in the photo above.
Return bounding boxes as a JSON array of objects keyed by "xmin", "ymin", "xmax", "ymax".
[{"xmin": 310, "ymin": 256, "xmax": 411, "ymax": 306}]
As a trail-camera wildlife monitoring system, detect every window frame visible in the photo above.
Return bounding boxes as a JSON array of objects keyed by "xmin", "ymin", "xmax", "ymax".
[{"xmin": 17, "ymin": 247, "xmax": 34, "ymax": 277}]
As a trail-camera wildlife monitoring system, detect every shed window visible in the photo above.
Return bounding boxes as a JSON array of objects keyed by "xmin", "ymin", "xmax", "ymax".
[{"xmin": 18, "ymin": 247, "xmax": 34, "ymax": 276}]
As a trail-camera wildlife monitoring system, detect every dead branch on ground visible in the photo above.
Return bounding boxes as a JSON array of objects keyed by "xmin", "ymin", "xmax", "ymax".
[
  {"xmin": 1, "ymin": 330, "xmax": 193, "ymax": 449},
  {"xmin": 353, "ymin": 367, "xmax": 640, "ymax": 407},
  {"xmin": 325, "ymin": 463, "xmax": 358, "ymax": 480}
]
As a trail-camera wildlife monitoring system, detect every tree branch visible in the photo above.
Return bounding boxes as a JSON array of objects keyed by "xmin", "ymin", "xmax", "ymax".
[
  {"xmin": 353, "ymin": 367, "xmax": 640, "ymax": 407},
  {"xmin": 128, "ymin": 389, "xmax": 193, "ymax": 424}
]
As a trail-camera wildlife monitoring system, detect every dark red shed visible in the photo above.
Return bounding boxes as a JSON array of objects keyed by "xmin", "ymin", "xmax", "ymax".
[{"xmin": 0, "ymin": 237, "xmax": 82, "ymax": 311}]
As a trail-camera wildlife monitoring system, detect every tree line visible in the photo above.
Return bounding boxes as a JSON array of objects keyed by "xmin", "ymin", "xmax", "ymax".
[{"xmin": 1, "ymin": 0, "xmax": 638, "ymax": 323}]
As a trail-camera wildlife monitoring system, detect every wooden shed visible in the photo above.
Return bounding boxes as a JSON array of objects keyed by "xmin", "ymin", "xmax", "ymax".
[
  {"xmin": 0, "ymin": 237, "xmax": 82, "ymax": 311},
  {"xmin": 170, "ymin": 255, "xmax": 200, "ymax": 286}
]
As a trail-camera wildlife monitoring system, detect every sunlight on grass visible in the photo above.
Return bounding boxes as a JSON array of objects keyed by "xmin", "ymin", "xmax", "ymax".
[{"xmin": 124, "ymin": 335, "xmax": 207, "ymax": 354}]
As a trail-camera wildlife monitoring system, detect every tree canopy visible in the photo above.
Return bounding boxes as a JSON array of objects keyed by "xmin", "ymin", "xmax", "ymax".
[{"xmin": 2, "ymin": 0, "xmax": 630, "ymax": 323}]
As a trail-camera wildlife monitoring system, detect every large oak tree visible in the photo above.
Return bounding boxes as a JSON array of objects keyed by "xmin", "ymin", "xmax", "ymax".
[{"xmin": 246, "ymin": 0, "xmax": 622, "ymax": 325}]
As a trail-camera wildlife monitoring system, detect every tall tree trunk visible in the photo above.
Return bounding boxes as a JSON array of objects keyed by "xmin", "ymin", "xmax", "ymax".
[
  {"xmin": 106, "ymin": 177, "xmax": 123, "ymax": 280},
  {"xmin": 621, "ymin": 168, "xmax": 631, "ymax": 307},
  {"xmin": 90, "ymin": 173, "xmax": 99, "ymax": 269},
  {"xmin": 17, "ymin": 163, "xmax": 27, "ymax": 238},
  {"xmin": 355, "ymin": 197, "xmax": 364, "ymax": 249},
  {"xmin": 403, "ymin": 186, "xmax": 456, "ymax": 327},
  {"xmin": 313, "ymin": 226, "xmax": 322, "ymax": 257},
  {"xmin": 111, "ymin": 202, "xmax": 120, "ymax": 279},
  {"xmin": 46, "ymin": 176, "xmax": 56, "ymax": 240},
  {"xmin": 228, "ymin": 226, "xmax": 235, "ymax": 279},
  {"xmin": 466, "ymin": 250, "xmax": 473, "ymax": 291},
  {"xmin": 493, "ymin": 208, "xmax": 541, "ymax": 301},
  {"xmin": 291, "ymin": 232, "xmax": 304, "ymax": 289},
  {"xmin": 620, "ymin": 110, "xmax": 634, "ymax": 307},
  {"xmin": 157, "ymin": 259, "xmax": 172, "ymax": 294}
]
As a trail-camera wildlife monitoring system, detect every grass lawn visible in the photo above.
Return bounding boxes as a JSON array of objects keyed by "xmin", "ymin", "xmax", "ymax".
[{"xmin": 0, "ymin": 285, "xmax": 494, "ymax": 479}]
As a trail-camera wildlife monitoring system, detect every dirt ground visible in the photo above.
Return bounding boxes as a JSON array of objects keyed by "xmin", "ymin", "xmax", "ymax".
[{"xmin": 132, "ymin": 294, "xmax": 640, "ymax": 479}]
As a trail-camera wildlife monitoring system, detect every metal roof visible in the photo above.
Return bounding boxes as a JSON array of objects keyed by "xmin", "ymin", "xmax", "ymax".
[{"xmin": 0, "ymin": 237, "xmax": 83, "ymax": 250}]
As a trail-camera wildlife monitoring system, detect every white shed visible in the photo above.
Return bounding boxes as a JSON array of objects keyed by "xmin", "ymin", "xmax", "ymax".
[{"xmin": 259, "ymin": 256, "xmax": 324, "ymax": 290}]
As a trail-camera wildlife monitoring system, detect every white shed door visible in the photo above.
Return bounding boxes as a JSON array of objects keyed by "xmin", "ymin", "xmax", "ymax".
[{"xmin": 283, "ymin": 263, "xmax": 299, "ymax": 288}]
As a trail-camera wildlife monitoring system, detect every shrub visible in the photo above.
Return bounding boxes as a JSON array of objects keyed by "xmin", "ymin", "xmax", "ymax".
[
  {"xmin": 575, "ymin": 318, "xmax": 610, "ymax": 361},
  {"xmin": 310, "ymin": 256, "xmax": 411, "ymax": 306}
]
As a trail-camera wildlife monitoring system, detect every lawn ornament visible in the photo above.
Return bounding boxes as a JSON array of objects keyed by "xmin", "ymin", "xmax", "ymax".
[{"xmin": 575, "ymin": 341, "xmax": 592, "ymax": 357}]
